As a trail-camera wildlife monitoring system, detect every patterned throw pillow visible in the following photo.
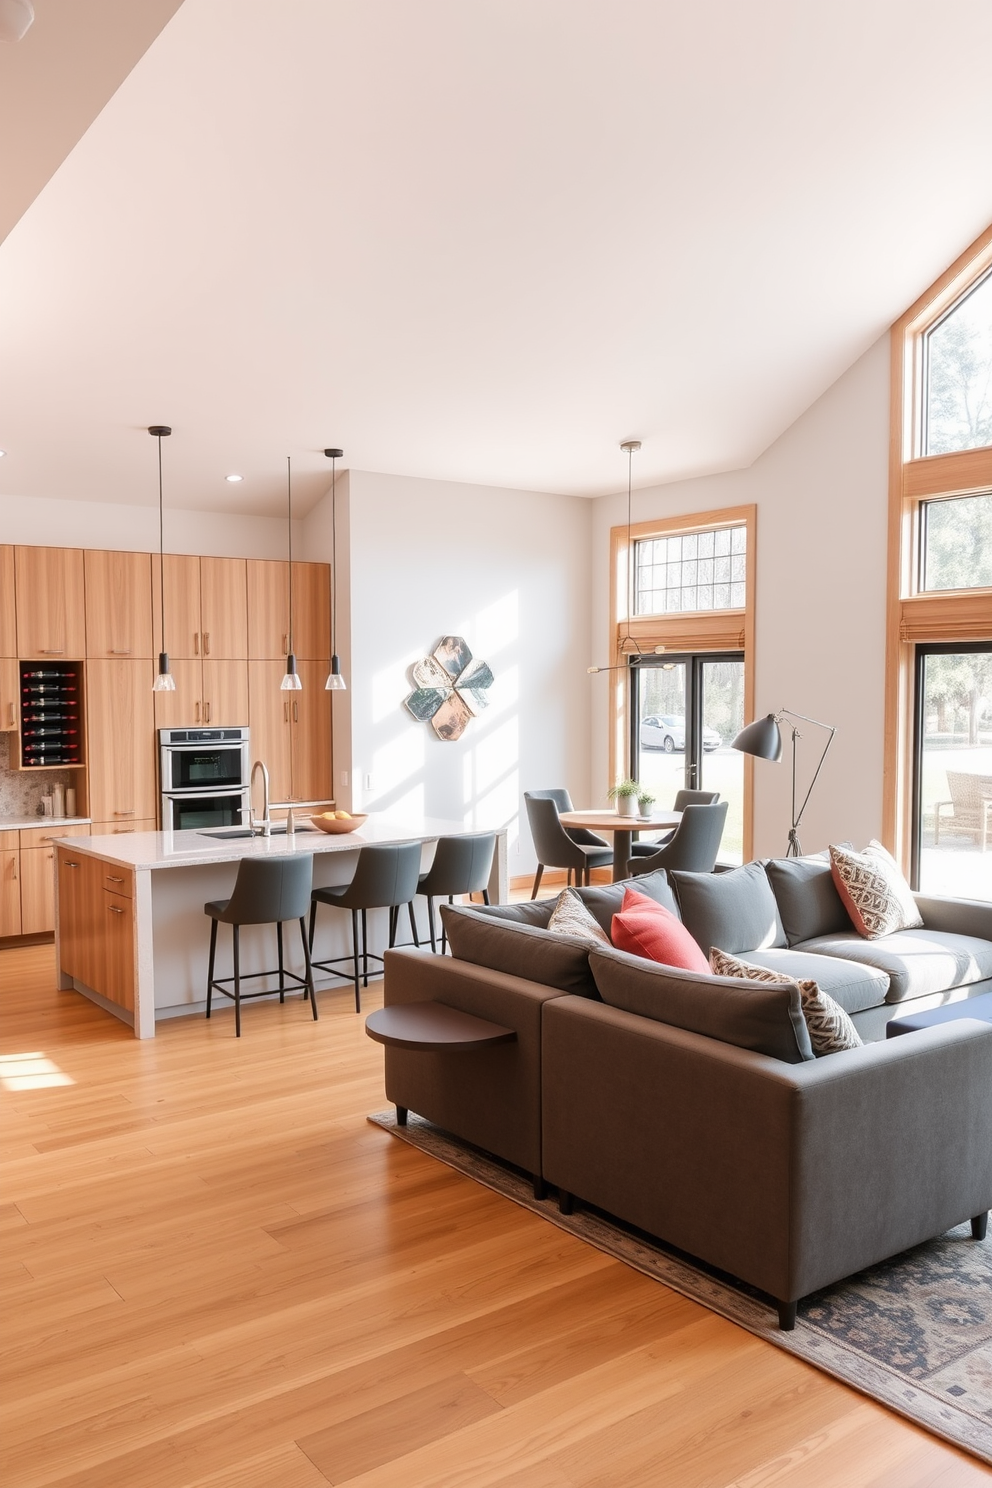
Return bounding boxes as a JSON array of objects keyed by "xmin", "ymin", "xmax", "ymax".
[
  {"xmin": 829, "ymin": 840, "xmax": 923, "ymax": 940},
  {"xmin": 547, "ymin": 888, "xmax": 612, "ymax": 947},
  {"xmin": 709, "ymin": 948, "xmax": 863, "ymax": 1057}
]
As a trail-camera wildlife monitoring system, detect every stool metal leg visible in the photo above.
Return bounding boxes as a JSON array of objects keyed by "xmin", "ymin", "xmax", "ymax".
[
  {"xmin": 206, "ymin": 917, "xmax": 218, "ymax": 1019},
  {"xmin": 361, "ymin": 907, "xmax": 369, "ymax": 987},
  {"xmin": 482, "ymin": 888, "xmax": 490, "ymax": 905},
  {"xmin": 299, "ymin": 917, "xmax": 318, "ymax": 1020},
  {"xmin": 427, "ymin": 895, "xmax": 437, "ymax": 954},
  {"xmin": 388, "ymin": 904, "xmax": 397, "ymax": 947},
  {"xmin": 408, "ymin": 901, "xmax": 419, "ymax": 947},
  {"xmin": 232, "ymin": 923, "xmax": 242, "ymax": 1038},
  {"xmin": 351, "ymin": 908, "xmax": 361, "ymax": 1012},
  {"xmin": 277, "ymin": 920, "xmax": 285, "ymax": 1002},
  {"xmin": 308, "ymin": 899, "xmax": 318, "ymax": 952}
]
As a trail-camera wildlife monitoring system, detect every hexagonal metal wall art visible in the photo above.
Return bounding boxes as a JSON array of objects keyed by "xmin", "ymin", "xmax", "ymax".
[{"xmin": 404, "ymin": 636, "xmax": 494, "ymax": 741}]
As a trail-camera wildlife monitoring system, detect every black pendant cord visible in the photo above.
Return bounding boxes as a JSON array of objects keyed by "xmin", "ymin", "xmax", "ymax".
[
  {"xmin": 158, "ymin": 434, "xmax": 166, "ymax": 654},
  {"xmin": 286, "ymin": 455, "xmax": 294, "ymax": 657},
  {"xmin": 330, "ymin": 452, "xmax": 337, "ymax": 658}
]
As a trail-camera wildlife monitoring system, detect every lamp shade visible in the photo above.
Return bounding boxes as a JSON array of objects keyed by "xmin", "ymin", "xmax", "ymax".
[{"xmin": 732, "ymin": 713, "xmax": 782, "ymax": 761}]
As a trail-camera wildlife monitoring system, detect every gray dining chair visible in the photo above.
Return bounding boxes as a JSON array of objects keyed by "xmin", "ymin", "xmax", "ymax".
[
  {"xmin": 524, "ymin": 790, "xmax": 613, "ymax": 898},
  {"xmin": 309, "ymin": 841, "xmax": 423, "ymax": 1012},
  {"xmin": 630, "ymin": 788, "xmax": 721, "ymax": 858},
  {"xmin": 414, "ymin": 831, "xmax": 497, "ymax": 953},
  {"xmin": 629, "ymin": 800, "xmax": 729, "ymax": 876},
  {"xmin": 204, "ymin": 854, "xmax": 317, "ymax": 1037}
]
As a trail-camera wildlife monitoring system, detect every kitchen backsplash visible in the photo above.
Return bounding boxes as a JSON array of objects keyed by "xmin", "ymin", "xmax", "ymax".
[{"xmin": 0, "ymin": 734, "xmax": 78, "ymax": 819}]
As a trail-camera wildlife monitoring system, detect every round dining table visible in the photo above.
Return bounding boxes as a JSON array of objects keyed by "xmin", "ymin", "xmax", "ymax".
[{"xmin": 558, "ymin": 809, "xmax": 681, "ymax": 882}]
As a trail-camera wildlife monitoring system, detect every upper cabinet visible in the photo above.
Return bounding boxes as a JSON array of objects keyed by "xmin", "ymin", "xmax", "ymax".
[
  {"xmin": 86, "ymin": 660, "xmax": 157, "ymax": 825},
  {"xmin": 84, "ymin": 550, "xmax": 153, "ymax": 658},
  {"xmin": 15, "ymin": 546, "xmax": 86, "ymax": 659},
  {"xmin": 152, "ymin": 555, "xmax": 247, "ymax": 660},
  {"xmin": 247, "ymin": 560, "xmax": 330, "ymax": 660},
  {"xmin": 0, "ymin": 546, "xmax": 16, "ymax": 657}
]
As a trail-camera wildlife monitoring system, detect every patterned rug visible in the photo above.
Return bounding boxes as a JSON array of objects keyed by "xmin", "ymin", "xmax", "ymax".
[{"xmin": 369, "ymin": 1110, "xmax": 992, "ymax": 1465}]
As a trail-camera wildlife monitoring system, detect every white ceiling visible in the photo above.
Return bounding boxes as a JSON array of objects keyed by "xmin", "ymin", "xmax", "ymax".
[{"xmin": 1, "ymin": 0, "xmax": 991, "ymax": 516}]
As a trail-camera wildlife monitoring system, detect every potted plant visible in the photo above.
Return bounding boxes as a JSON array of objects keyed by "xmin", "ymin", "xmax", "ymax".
[
  {"xmin": 637, "ymin": 787, "xmax": 656, "ymax": 819},
  {"xmin": 608, "ymin": 778, "xmax": 641, "ymax": 818}
]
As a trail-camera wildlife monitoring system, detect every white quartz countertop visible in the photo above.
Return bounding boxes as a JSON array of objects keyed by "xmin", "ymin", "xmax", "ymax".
[
  {"xmin": 57, "ymin": 816, "xmax": 474, "ymax": 871},
  {"xmin": 0, "ymin": 815, "xmax": 92, "ymax": 831}
]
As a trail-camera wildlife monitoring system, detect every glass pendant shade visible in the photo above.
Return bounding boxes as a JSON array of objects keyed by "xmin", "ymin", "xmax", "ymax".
[
  {"xmin": 325, "ymin": 654, "xmax": 347, "ymax": 691},
  {"xmin": 153, "ymin": 652, "xmax": 176, "ymax": 692},
  {"xmin": 280, "ymin": 652, "xmax": 303, "ymax": 691}
]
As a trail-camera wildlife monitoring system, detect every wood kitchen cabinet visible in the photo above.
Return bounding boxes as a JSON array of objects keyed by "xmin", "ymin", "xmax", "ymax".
[
  {"xmin": 153, "ymin": 555, "xmax": 247, "ymax": 661},
  {"xmin": 86, "ymin": 660, "xmax": 157, "ymax": 826},
  {"xmin": 0, "ymin": 657, "xmax": 17, "ymax": 732},
  {"xmin": 246, "ymin": 560, "xmax": 330, "ymax": 660},
  {"xmin": 247, "ymin": 659, "xmax": 332, "ymax": 803},
  {"xmin": 15, "ymin": 546, "xmax": 86, "ymax": 659},
  {"xmin": 56, "ymin": 846, "xmax": 135, "ymax": 1012},
  {"xmin": 0, "ymin": 844, "xmax": 21, "ymax": 937},
  {"xmin": 247, "ymin": 661, "xmax": 293, "ymax": 803},
  {"xmin": 19, "ymin": 844, "xmax": 56, "ymax": 934},
  {"xmin": 153, "ymin": 657, "xmax": 248, "ymax": 730},
  {"xmin": 84, "ymin": 550, "xmax": 153, "ymax": 658},
  {"xmin": 0, "ymin": 545, "xmax": 15, "ymax": 656}
]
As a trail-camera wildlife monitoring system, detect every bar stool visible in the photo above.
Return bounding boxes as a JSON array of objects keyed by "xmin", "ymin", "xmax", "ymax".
[
  {"xmin": 309, "ymin": 841, "xmax": 422, "ymax": 1012},
  {"xmin": 204, "ymin": 855, "xmax": 317, "ymax": 1038},
  {"xmin": 414, "ymin": 832, "xmax": 496, "ymax": 953}
]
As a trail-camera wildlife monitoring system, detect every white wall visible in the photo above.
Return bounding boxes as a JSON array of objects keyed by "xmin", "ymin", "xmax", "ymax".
[
  {"xmin": 590, "ymin": 333, "xmax": 890, "ymax": 859},
  {"xmin": 304, "ymin": 469, "xmax": 592, "ymax": 874},
  {"xmin": 0, "ymin": 493, "xmax": 297, "ymax": 558}
]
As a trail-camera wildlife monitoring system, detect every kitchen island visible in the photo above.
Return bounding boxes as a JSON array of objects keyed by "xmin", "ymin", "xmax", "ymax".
[{"xmin": 54, "ymin": 818, "xmax": 508, "ymax": 1038}]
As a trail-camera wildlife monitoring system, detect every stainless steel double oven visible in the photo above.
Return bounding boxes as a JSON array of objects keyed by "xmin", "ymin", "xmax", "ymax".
[{"xmin": 159, "ymin": 727, "xmax": 251, "ymax": 831}]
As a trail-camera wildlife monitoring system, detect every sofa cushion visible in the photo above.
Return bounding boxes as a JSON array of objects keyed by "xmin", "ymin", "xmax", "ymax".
[
  {"xmin": 829, "ymin": 841, "xmax": 924, "ymax": 939},
  {"xmin": 440, "ymin": 904, "xmax": 599, "ymax": 998},
  {"xmin": 611, "ymin": 888, "xmax": 710, "ymax": 972},
  {"xmin": 794, "ymin": 928, "xmax": 992, "ymax": 1004},
  {"xmin": 589, "ymin": 947, "xmax": 814, "ymax": 1063},
  {"xmin": 671, "ymin": 860, "xmax": 786, "ymax": 956},
  {"xmin": 764, "ymin": 854, "xmax": 852, "ymax": 945},
  {"xmin": 466, "ymin": 899, "xmax": 555, "ymax": 928},
  {"xmin": 547, "ymin": 888, "xmax": 611, "ymax": 947},
  {"xmin": 731, "ymin": 946, "xmax": 889, "ymax": 1015},
  {"xmin": 710, "ymin": 948, "xmax": 862, "ymax": 1056},
  {"xmin": 575, "ymin": 869, "xmax": 679, "ymax": 935}
]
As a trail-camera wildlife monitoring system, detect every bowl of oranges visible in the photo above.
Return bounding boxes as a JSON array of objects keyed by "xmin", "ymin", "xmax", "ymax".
[{"xmin": 309, "ymin": 810, "xmax": 369, "ymax": 835}]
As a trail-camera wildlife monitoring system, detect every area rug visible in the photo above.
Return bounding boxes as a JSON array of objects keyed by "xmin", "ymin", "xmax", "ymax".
[{"xmin": 369, "ymin": 1110, "xmax": 992, "ymax": 1465}]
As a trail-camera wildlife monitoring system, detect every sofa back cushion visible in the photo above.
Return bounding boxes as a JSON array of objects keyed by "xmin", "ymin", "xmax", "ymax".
[
  {"xmin": 574, "ymin": 869, "xmax": 679, "ymax": 935},
  {"xmin": 671, "ymin": 860, "xmax": 786, "ymax": 956},
  {"xmin": 589, "ymin": 947, "xmax": 814, "ymax": 1062},
  {"xmin": 764, "ymin": 854, "xmax": 852, "ymax": 945},
  {"xmin": 440, "ymin": 904, "xmax": 599, "ymax": 997}
]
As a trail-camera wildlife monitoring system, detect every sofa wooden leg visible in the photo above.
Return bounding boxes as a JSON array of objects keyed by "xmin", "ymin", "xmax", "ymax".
[
  {"xmin": 972, "ymin": 1211, "xmax": 988, "ymax": 1241},
  {"xmin": 532, "ymin": 1175, "xmax": 547, "ymax": 1201},
  {"xmin": 777, "ymin": 1300, "xmax": 797, "ymax": 1331},
  {"xmin": 395, "ymin": 1105, "xmax": 408, "ymax": 1127},
  {"xmin": 558, "ymin": 1189, "xmax": 574, "ymax": 1216}
]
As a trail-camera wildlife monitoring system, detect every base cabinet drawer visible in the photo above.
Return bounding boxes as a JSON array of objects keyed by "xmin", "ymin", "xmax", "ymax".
[{"xmin": 57, "ymin": 851, "xmax": 136, "ymax": 1012}]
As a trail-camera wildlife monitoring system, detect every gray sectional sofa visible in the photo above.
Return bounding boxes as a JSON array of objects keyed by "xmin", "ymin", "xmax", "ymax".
[{"xmin": 379, "ymin": 855, "xmax": 992, "ymax": 1328}]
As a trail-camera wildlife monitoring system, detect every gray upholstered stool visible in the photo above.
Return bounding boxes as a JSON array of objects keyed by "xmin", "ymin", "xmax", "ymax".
[
  {"xmin": 204, "ymin": 854, "xmax": 317, "ymax": 1037},
  {"xmin": 309, "ymin": 841, "xmax": 422, "ymax": 1011},
  {"xmin": 413, "ymin": 831, "xmax": 496, "ymax": 953}
]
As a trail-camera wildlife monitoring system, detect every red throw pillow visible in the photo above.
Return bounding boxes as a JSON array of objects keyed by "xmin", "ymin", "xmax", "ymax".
[{"xmin": 611, "ymin": 887, "xmax": 710, "ymax": 972}]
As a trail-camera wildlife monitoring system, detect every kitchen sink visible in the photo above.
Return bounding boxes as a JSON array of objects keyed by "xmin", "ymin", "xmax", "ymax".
[{"xmin": 197, "ymin": 824, "xmax": 317, "ymax": 839}]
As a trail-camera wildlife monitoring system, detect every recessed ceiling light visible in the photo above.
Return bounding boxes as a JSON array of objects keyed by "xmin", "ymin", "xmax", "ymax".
[{"xmin": 225, "ymin": 473, "xmax": 243, "ymax": 482}]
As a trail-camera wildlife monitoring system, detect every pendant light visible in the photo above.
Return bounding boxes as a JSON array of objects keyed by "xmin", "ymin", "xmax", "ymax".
[
  {"xmin": 323, "ymin": 447, "xmax": 346, "ymax": 691},
  {"xmin": 280, "ymin": 454, "xmax": 302, "ymax": 691},
  {"xmin": 588, "ymin": 439, "xmax": 645, "ymax": 674},
  {"xmin": 149, "ymin": 425, "xmax": 176, "ymax": 692}
]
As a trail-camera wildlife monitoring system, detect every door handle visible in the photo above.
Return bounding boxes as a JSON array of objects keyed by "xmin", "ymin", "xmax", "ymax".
[
  {"xmin": 11, "ymin": 859, "xmax": 17, "ymax": 880},
  {"xmin": 110, "ymin": 649, "xmax": 132, "ymax": 655},
  {"xmin": 107, "ymin": 905, "xmax": 124, "ymax": 915},
  {"xmin": 282, "ymin": 633, "xmax": 288, "ymax": 654},
  {"xmin": 39, "ymin": 648, "xmax": 65, "ymax": 655},
  {"xmin": 293, "ymin": 700, "xmax": 298, "ymax": 723},
  {"xmin": 113, "ymin": 810, "xmax": 135, "ymax": 817},
  {"xmin": 106, "ymin": 875, "xmax": 125, "ymax": 884},
  {"xmin": 284, "ymin": 701, "xmax": 289, "ymax": 722},
  {"xmin": 64, "ymin": 860, "xmax": 79, "ymax": 869},
  {"xmin": 8, "ymin": 703, "xmax": 15, "ymax": 727},
  {"xmin": 204, "ymin": 701, "xmax": 211, "ymax": 723},
  {"xmin": 203, "ymin": 632, "xmax": 210, "ymax": 655},
  {"xmin": 195, "ymin": 701, "xmax": 200, "ymax": 723},
  {"xmin": 194, "ymin": 632, "xmax": 200, "ymax": 655}
]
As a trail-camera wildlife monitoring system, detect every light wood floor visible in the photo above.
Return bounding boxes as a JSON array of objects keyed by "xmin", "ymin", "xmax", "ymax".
[{"xmin": 2, "ymin": 943, "xmax": 989, "ymax": 1488}]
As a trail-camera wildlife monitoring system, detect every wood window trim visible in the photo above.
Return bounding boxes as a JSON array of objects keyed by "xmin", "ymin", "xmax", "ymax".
[
  {"xmin": 883, "ymin": 222, "xmax": 992, "ymax": 869},
  {"xmin": 606, "ymin": 503, "xmax": 756, "ymax": 861}
]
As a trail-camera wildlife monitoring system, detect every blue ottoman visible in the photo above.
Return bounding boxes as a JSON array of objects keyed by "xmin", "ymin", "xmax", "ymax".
[{"xmin": 886, "ymin": 989, "xmax": 992, "ymax": 1037}]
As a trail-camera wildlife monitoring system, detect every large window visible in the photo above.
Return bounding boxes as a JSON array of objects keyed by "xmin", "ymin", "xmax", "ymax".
[
  {"xmin": 635, "ymin": 524, "xmax": 747, "ymax": 616},
  {"xmin": 886, "ymin": 224, "xmax": 992, "ymax": 899}
]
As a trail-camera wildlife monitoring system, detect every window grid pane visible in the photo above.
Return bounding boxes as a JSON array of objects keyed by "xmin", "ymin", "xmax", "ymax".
[
  {"xmin": 921, "ymin": 492, "xmax": 992, "ymax": 592},
  {"xmin": 635, "ymin": 524, "xmax": 747, "ymax": 615}
]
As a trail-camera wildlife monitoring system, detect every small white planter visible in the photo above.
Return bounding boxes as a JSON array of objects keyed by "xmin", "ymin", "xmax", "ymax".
[{"xmin": 615, "ymin": 794, "xmax": 639, "ymax": 817}]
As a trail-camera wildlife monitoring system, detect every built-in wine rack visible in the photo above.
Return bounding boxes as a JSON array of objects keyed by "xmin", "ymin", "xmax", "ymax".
[{"xmin": 18, "ymin": 662, "xmax": 85, "ymax": 769}]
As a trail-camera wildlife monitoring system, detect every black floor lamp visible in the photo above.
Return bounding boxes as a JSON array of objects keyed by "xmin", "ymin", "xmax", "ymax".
[{"xmin": 732, "ymin": 709, "xmax": 836, "ymax": 858}]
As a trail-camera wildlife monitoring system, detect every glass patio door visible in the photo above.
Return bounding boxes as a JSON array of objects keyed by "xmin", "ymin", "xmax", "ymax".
[
  {"xmin": 632, "ymin": 652, "xmax": 745, "ymax": 864},
  {"xmin": 913, "ymin": 643, "xmax": 992, "ymax": 901}
]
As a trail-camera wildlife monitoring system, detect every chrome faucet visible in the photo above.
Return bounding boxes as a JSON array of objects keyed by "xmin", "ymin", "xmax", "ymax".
[{"xmin": 250, "ymin": 760, "xmax": 271, "ymax": 837}]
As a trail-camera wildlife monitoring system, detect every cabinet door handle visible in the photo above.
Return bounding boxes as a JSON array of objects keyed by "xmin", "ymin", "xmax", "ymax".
[
  {"xmin": 7, "ymin": 703, "xmax": 13, "ymax": 727},
  {"xmin": 293, "ymin": 700, "xmax": 299, "ymax": 723},
  {"xmin": 284, "ymin": 700, "xmax": 289, "ymax": 722},
  {"xmin": 113, "ymin": 810, "xmax": 135, "ymax": 817},
  {"xmin": 64, "ymin": 860, "xmax": 79, "ymax": 869},
  {"xmin": 108, "ymin": 905, "xmax": 124, "ymax": 915},
  {"xmin": 39, "ymin": 648, "xmax": 65, "ymax": 655},
  {"xmin": 203, "ymin": 632, "xmax": 210, "ymax": 655},
  {"xmin": 195, "ymin": 701, "xmax": 200, "ymax": 723},
  {"xmin": 282, "ymin": 633, "xmax": 288, "ymax": 654},
  {"xmin": 12, "ymin": 859, "xmax": 18, "ymax": 880},
  {"xmin": 204, "ymin": 701, "xmax": 211, "ymax": 723},
  {"xmin": 194, "ymin": 632, "xmax": 200, "ymax": 655},
  {"xmin": 110, "ymin": 649, "xmax": 132, "ymax": 655},
  {"xmin": 107, "ymin": 874, "xmax": 125, "ymax": 883}
]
